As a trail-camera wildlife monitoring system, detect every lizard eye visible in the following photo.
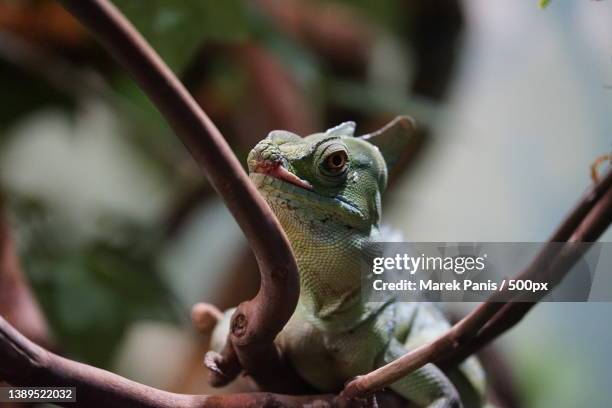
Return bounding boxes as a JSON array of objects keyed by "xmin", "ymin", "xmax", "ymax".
[{"xmin": 324, "ymin": 150, "xmax": 348, "ymax": 174}]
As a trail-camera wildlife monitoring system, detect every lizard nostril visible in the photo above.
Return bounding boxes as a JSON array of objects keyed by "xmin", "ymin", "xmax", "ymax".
[{"xmin": 248, "ymin": 141, "xmax": 283, "ymax": 172}]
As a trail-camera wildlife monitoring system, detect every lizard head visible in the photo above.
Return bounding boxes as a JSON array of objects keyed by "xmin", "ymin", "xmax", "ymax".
[{"xmin": 247, "ymin": 116, "xmax": 416, "ymax": 233}]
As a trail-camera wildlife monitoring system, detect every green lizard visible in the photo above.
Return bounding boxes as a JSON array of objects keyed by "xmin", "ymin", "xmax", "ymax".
[{"xmin": 211, "ymin": 117, "xmax": 486, "ymax": 407}]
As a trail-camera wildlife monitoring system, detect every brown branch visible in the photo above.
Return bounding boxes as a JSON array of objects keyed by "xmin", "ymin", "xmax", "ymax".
[
  {"xmin": 342, "ymin": 168, "xmax": 612, "ymax": 398},
  {"xmin": 439, "ymin": 169, "xmax": 612, "ymax": 367},
  {"xmin": 19, "ymin": 0, "xmax": 590, "ymax": 404},
  {"xmin": 0, "ymin": 315, "xmax": 354, "ymax": 408},
  {"xmin": 0, "ymin": 198, "xmax": 53, "ymax": 408},
  {"xmin": 57, "ymin": 0, "xmax": 302, "ymax": 392},
  {"xmin": 0, "ymin": 200, "xmax": 51, "ymax": 349}
]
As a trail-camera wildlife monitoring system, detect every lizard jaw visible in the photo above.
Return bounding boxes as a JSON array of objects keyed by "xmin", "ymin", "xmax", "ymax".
[
  {"xmin": 249, "ymin": 172, "xmax": 365, "ymax": 222},
  {"xmin": 251, "ymin": 162, "xmax": 313, "ymax": 191}
]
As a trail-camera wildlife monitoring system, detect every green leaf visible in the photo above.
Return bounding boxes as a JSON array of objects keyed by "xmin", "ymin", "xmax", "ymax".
[{"xmin": 539, "ymin": 0, "xmax": 551, "ymax": 9}]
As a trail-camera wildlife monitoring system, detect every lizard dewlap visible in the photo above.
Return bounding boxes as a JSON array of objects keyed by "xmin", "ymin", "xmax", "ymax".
[{"xmin": 212, "ymin": 117, "xmax": 487, "ymax": 408}]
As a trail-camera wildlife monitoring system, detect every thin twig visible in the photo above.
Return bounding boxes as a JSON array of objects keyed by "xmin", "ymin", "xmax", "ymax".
[
  {"xmin": 342, "ymin": 168, "xmax": 612, "ymax": 398},
  {"xmin": 57, "ymin": 0, "xmax": 303, "ymax": 391},
  {"xmin": 0, "ymin": 200, "xmax": 51, "ymax": 349},
  {"xmin": 439, "ymin": 170, "xmax": 612, "ymax": 367}
]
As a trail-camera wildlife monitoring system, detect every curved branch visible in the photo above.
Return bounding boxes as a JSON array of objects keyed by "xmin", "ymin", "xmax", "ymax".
[
  {"xmin": 0, "ymin": 200, "xmax": 51, "ymax": 348},
  {"xmin": 342, "ymin": 168, "xmax": 612, "ymax": 398},
  {"xmin": 439, "ymin": 169, "xmax": 612, "ymax": 367},
  {"xmin": 0, "ymin": 315, "xmax": 346, "ymax": 408},
  {"xmin": 57, "ymin": 0, "xmax": 301, "ymax": 390}
]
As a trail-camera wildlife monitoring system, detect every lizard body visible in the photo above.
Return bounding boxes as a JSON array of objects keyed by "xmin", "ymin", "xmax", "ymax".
[{"xmin": 211, "ymin": 117, "xmax": 486, "ymax": 407}]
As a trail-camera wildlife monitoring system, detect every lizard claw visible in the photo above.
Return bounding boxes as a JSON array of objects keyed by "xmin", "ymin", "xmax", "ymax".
[
  {"xmin": 204, "ymin": 351, "xmax": 237, "ymax": 387},
  {"xmin": 204, "ymin": 351, "xmax": 224, "ymax": 375}
]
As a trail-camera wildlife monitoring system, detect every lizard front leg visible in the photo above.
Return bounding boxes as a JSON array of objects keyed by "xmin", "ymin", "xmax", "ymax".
[{"xmin": 377, "ymin": 338, "xmax": 462, "ymax": 408}]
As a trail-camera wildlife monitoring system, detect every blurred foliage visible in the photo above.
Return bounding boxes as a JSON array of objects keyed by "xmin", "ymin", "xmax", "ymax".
[
  {"xmin": 334, "ymin": 0, "xmax": 404, "ymax": 29},
  {"xmin": 513, "ymin": 340, "xmax": 596, "ymax": 407},
  {"xmin": 0, "ymin": 61, "xmax": 74, "ymax": 139},
  {"xmin": 0, "ymin": 0, "xmax": 423, "ymax": 370},
  {"xmin": 0, "ymin": 1, "xmax": 600, "ymax": 406},
  {"xmin": 113, "ymin": 0, "xmax": 251, "ymax": 72},
  {"xmin": 14, "ymin": 197, "xmax": 179, "ymax": 367},
  {"xmin": 109, "ymin": 77, "xmax": 187, "ymax": 180},
  {"xmin": 539, "ymin": 0, "xmax": 551, "ymax": 9},
  {"xmin": 0, "ymin": 0, "xmax": 456, "ymax": 374}
]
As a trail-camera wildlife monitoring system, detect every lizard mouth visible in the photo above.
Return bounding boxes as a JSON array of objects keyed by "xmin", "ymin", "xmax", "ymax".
[
  {"xmin": 249, "ymin": 172, "xmax": 365, "ymax": 220},
  {"xmin": 250, "ymin": 161, "xmax": 313, "ymax": 190}
]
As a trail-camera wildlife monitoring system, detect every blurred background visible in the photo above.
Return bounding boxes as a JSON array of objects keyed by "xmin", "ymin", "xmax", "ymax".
[{"xmin": 0, "ymin": 0, "xmax": 610, "ymax": 407}]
